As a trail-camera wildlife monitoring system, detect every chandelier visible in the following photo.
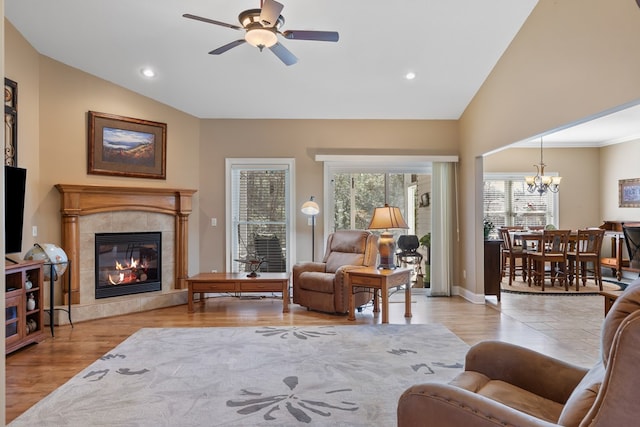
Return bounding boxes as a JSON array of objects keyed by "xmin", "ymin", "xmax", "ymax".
[{"xmin": 524, "ymin": 137, "xmax": 561, "ymax": 195}]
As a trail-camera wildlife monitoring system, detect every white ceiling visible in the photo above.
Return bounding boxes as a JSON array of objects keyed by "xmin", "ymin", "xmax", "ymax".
[
  {"xmin": 510, "ymin": 101, "xmax": 640, "ymax": 149},
  {"xmin": 5, "ymin": 0, "xmax": 640, "ymax": 146},
  {"xmin": 5, "ymin": 0, "xmax": 538, "ymax": 120}
]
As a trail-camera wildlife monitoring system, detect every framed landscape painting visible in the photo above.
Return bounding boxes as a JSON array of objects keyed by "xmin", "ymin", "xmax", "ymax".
[
  {"xmin": 88, "ymin": 111, "xmax": 167, "ymax": 179},
  {"xmin": 619, "ymin": 178, "xmax": 640, "ymax": 207}
]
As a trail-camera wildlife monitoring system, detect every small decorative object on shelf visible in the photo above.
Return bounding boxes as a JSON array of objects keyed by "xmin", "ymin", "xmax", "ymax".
[
  {"xmin": 25, "ymin": 275, "xmax": 32, "ymax": 290},
  {"xmin": 26, "ymin": 318, "xmax": 37, "ymax": 334},
  {"xmin": 27, "ymin": 293, "xmax": 36, "ymax": 311}
]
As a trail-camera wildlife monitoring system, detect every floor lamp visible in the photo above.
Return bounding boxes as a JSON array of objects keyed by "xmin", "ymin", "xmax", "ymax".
[{"xmin": 301, "ymin": 196, "xmax": 320, "ymax": 261}]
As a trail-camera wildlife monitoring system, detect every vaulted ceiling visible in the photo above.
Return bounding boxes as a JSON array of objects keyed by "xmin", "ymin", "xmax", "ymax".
[
  {"xmin": 7, "ymin": 1, "xmax": 640, "ymax": 147},
  {"xmin": 6, "ymin": 0, "xmax": 537, "ymax": 120}
]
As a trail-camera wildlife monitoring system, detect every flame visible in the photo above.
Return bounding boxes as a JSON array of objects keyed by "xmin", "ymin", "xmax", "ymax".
[
  {"xmin": 107, "ymin": 257, "xmax": 149, "ymax": 285},
  {"xmin": 108, "ymin": 272, "xmax": 125, "ymax": 285}
]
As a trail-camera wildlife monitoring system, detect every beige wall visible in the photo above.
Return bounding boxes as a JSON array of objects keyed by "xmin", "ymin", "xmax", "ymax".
[
  {"xmin": 459, "ymin": 0, "xmax": 640, "ymax": 297},
  {"xmin": 484, "ymin": 147, "xmax": 601, "ymax": 230},
  {"xmin": 5, "ymin": 21, "xmax": 202, "ymax": 276},
  {"xmin": 197, "ymin": 119, "xmax": 458, "ymax": 272},
  {"xmin": 600, "ymin": 139, "xmax": 640, "ymax": 221},
  {"xmin": 5, "ymin": 20, "xmax": 40, "ymax": 255}
]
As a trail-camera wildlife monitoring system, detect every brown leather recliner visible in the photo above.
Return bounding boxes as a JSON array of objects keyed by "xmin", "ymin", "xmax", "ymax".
[
  {"xmin": 397, "ymin": 280, "xmax": 640, "ymax": 427},
  {"xmin": 293, "ymin": 230, "xmax": 378, "ymax": 314}
]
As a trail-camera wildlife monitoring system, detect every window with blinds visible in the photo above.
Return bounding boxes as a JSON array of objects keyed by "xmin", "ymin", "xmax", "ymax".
[
  {"xmin": 483, "ymin": 176, "xmax": 557, "ymax": 228},
  {"xmin": 228, "ymin": 160, "xmax": 293, "ymax": 273}
]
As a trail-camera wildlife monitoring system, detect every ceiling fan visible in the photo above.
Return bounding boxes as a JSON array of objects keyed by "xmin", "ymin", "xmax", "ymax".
[{"xmin": 183, "ymin": 0, "xmax": 339, "ymax": 66}]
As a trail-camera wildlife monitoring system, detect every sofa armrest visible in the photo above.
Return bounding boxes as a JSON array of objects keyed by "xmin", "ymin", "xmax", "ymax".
[
  {"xmin": 292, "ymin": 262, "xmax": 326, "ymax": 284},
  {"xmin": 398, "ymin": 382, "xmax": 560, "ymax": 427},
  {"xmin": 464, "ymin": 341, "xmax": 588, "ymax": 404}
]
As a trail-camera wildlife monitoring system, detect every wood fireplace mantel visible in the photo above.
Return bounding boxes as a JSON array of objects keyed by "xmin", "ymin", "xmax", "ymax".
[{"xmin": 55, "ymin": 184, "xmax": 197, "ymax": 304}]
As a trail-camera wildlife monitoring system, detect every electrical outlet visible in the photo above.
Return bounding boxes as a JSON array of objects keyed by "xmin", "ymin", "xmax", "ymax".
[
  {"xmin": 32, "ymin": 226, "xmax": 38, "ymax": 237},
  {"xmin": 308, "ymin": 217, "xmax": 313, "ymax": 226},
  {"xmin": 211, "ymin": 218, "xmax": 217, "ymax": 227}
]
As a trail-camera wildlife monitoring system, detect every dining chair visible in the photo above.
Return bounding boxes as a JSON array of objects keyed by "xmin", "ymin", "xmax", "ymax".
[
  {"xmin": 499, "ymin": 228, "xmax": 528, "ymax": 286},
  {"xmin": 567, "ymin": 228, "xmax": 605, "ymax": 291},
  {"xmin": 527, "ymin": 229, "xmax": 571, "ymax": 291}
]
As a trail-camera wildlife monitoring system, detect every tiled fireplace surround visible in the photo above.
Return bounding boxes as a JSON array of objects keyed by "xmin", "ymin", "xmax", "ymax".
[{"xmin": 54, "ymin": 185, "xmax": 196, "ymax": 324}]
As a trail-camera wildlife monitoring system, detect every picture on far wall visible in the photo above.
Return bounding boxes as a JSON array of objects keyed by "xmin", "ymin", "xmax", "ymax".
[
  {"xmin": 88, "ymin": 111, "xmax": 166, "ymax": 179},
  {"xmin": 619, "ymin": 178, "xmax": 640, "ymax": 208}
]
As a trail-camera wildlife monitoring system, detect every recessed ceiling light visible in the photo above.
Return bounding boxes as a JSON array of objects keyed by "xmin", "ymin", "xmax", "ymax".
[
  {"xmin": 405, "ymin": 72, "xmax": 416, "ymax": 80},
  {"xmin": 141, "ymin": 67, "xmax": 156, "ymax": 78}
]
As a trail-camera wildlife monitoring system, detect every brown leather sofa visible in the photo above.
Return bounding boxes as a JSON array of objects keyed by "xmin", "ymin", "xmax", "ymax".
[
  {"xmin": 397, "ymin": 280, "xmax": 640, "ymax": 426},
  {"xmin": 293, "ymin": 230, "xmax": 378, "ymax": 314}
]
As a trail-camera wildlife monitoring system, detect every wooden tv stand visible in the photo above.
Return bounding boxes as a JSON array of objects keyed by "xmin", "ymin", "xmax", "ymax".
[{"xmin": 600, "ymin": 221, "xmax": 640, "ymax": 280}]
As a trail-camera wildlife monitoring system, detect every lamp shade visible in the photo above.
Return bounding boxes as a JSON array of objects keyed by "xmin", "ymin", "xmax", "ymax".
[
  {"xmin": 367, "ymin": 204, "xmax": 408, "ymax": 270},
  {"xmin": 367, "ymin": 204, "xmax": 409, "ymax": 230},
  {"xmin": 301, "ymin": 196, "xmax": 320, "ymax": 216}
]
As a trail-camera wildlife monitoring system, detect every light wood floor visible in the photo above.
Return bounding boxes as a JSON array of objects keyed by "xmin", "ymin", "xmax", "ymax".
[{"xmin": 5, "ymin": 289, "xmax": 607, "ymax": 424}]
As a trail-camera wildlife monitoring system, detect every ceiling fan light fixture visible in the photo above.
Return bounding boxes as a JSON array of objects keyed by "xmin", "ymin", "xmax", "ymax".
[{"xmin": 245, "ymin": 28, "xmax": 278, "ymax": 49}]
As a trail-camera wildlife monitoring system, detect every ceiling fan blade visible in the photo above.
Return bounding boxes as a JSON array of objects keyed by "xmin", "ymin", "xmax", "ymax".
[
  {"xmin": 182, "ymin": 13, "xmax": 242, "ymax": 31},
  {"xmin": 269, "ymin": 42, "xmax": 297, "ymax": 66},
  {"xmin": 209, "ymin": 39, "xmax": 246, "ymax": 55},
  {"xmin": 282, "ymin": 30, "xmax": 339, "ymax": 42},
  {"xmin": 259, "ymin": 0, "xmax": 284, "ymax": 27}
]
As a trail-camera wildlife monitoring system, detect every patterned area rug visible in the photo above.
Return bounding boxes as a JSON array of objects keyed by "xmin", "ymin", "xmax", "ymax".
[
  {"xmin": 501, "ymin": 277, "xmax": 624, "ymax": 295},
  {"xmin": 9, "ymin": 325, "xmax": 469, "ymax": 426}
]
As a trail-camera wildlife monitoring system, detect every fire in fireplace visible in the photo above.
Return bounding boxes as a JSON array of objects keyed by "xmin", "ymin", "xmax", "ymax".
[{"xmin": 94, "ymin": 232, "xmax": 161, "ymax": 299}]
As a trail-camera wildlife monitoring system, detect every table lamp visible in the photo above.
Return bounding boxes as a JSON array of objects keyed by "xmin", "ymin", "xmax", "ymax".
[{"xmin": 367, "ymin": 204, "xmax": 409, "ymax": 269}]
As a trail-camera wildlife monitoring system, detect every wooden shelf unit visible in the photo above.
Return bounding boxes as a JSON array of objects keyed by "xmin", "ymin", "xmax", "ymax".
[{"xmin": 5, "ymin": 259, "xmax": 45, "ymax": 354}]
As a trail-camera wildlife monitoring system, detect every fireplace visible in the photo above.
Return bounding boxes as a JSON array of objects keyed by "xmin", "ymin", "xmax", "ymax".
[{"xmin": 95, "ymin": 232, "xmax": 162, "ymax": 299}]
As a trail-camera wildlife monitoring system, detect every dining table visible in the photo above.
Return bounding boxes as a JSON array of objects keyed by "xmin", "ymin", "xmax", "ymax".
[{"xmin": 511, "ymin": 230, "xmax": 579, "ymax": 288}]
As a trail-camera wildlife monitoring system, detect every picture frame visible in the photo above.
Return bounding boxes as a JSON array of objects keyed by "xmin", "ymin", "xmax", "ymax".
[
  {"xmin": 619, "ymin": 178, "xmax": 640, "ymax": 208},
  {"xmin": 5, "ymin": 78, "xmax": 18, "ymax": 166},
  {"xmin": 88, "ymin": 111, "xmax": 166, "ymax": 179}
]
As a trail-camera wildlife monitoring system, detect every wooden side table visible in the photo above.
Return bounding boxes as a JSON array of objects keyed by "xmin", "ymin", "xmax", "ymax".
[{"xmin": 347, "ymin": 267, "xmax": 412, "ymax": 323}]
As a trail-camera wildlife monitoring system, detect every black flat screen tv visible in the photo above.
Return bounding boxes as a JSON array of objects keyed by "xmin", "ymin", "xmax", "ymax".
[{"xmin": 4, "ymin": 166, "xmax": 27, "ymax": 254}]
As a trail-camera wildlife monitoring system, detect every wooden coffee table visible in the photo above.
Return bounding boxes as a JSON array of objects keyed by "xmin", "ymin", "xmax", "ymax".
[
  {"xmin": 186, "ymin": 272, "xmax": 290, "ymax": 313},
  {"xmin": 347, "ymin": 267, "xmax": 412, "ymax": 323}
]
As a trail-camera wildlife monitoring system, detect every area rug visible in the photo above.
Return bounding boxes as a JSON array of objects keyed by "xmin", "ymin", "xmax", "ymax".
[
  {"xmin": 501, "ymin": 277, "xmax": 624, "ymax": 295},
  {"xmin": 9, "ymin": 324, "xmax": 469, "ymax": 427}
]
